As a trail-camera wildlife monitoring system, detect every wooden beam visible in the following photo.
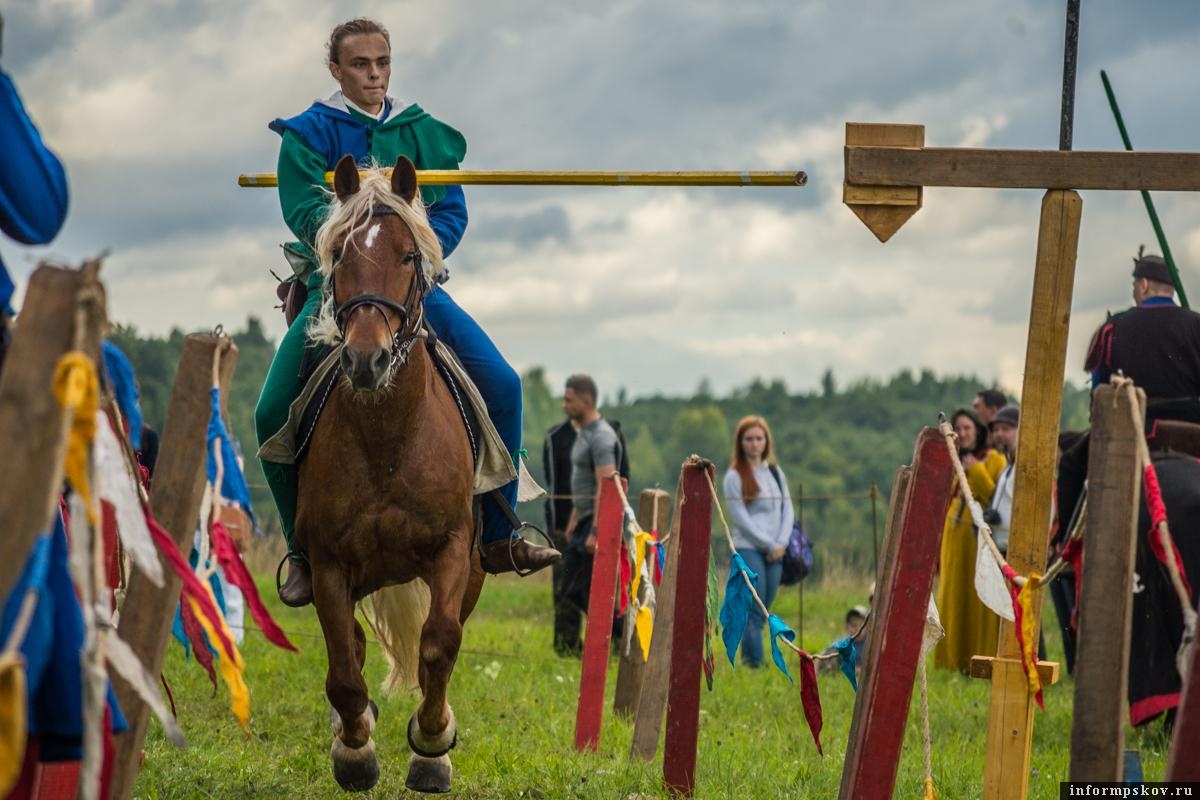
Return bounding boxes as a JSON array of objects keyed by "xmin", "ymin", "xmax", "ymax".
[
  {"xmin": 573, "ymin": 476, "xmax": 627, "ymax": 752},
  {"xmin": 1069, "ymin": 383, "xmax": 1145, "ymax": 781},
  {"xmin": 0, "ymin": 261, "xmax": 106, "ymax": 600},
  {"xmin": 982, "ymin": 189, "xmax": 1082, "ymax": 800},
  {"xmin": 111, "ymin": 334, "xmax": 236, "ymax": 800},
  {"xmin": 662, "ymin": 458, "xmax": 715, "ymax": 798},
  {"xmin": 845, "ymin": 146, "xmax": 1200, "ymax": 192},
  {"xmin": 969, "ymin": 656, "xmax": 1060, "ymax": 686},
  {"xmin": 613, "ymin": 489, "xmax": 671, "ymax": 719},
  {"xmin": 629, "ymin": 476, "xmax": 685, "ymax": 762},
  {"xmin": 838, "ymin": 429, "xmax": 954, "ymax": 800}
]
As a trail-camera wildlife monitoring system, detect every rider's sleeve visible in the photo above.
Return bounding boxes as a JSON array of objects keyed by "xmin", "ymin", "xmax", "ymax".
[
  {"xmin": 426, "ymin": 185, "xmax": 467, "ymax": 259},
  {"xmin": 0, "ymin": 69, "xmax": 68, "ymax": 245},
  {"xmin": 277, "ymin": 130, "xmax": 331, "ymax": 247}
]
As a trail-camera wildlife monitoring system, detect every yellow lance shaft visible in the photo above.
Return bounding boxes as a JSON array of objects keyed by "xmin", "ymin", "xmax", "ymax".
[{"xmin": 238, "ymin": 169, "xmax": 808, "ymax": 188}]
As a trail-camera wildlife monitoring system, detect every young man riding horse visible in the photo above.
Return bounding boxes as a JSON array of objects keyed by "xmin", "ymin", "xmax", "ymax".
[{"xmin": 256, "ymin": 17, "xmax": 560, "ymax": 607}]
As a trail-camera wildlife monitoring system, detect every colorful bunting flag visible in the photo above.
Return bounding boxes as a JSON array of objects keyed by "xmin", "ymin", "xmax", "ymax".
[
  {"xmin": 52, "ymin": 352, "xmax": 99, "ymax": 525},
  {"xmin": 795, "ymin": 650, "xmax": 823, "ymax": 756},
  {"xmin": 210, "ymin": 522, "xmax": 296, "ymax": 653},
  {"xmin": 832, "ymin": 636, "xmax": 858, "ymax": 691},
  {"xmin": 720, "ymin": 553, "xmax": 757, "ymax": 667},
  {"xmin": 768, "ymin": 614, "xmax": 797, "ymax": 683}
]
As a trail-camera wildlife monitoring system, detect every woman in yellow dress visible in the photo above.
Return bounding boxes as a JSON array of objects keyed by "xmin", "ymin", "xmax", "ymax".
[{"xmin": 934, "ymin": 408, "xmax": 1007, "ymax": 672}]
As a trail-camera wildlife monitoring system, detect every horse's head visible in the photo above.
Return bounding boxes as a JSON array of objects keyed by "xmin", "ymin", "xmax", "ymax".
[{"xmin": 312, "ymin": 154, "xmax": 443, "ymax": 392}]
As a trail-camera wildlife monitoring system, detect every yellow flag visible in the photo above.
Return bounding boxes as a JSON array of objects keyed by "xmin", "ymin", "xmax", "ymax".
[
  {"xmin": 1017, "ymin": 573, "xmax": 1042, "ymax": 698},
  {"xmin": 0, "ymin": 654, "xmax": 27, "ymax": 796},
  {"xmin": 635, "ymin": 605, "xmax": 654, "ymax": 662},
  {"xmin": 631, "ymin": 532, "xmax": 652, "ymax": 600},
  {"xmin": 52, "ymin": 353, "xmax": 99, "ymax": 525},
  {"xmin": 187, "ymin": 582, "xmax": 250, "ymax": 733}
]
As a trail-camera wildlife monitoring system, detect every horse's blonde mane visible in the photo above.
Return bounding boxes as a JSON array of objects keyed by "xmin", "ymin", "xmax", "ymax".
[{"xmin": 308, "ymin": 168, "xmax": 445, "ymax": 345}]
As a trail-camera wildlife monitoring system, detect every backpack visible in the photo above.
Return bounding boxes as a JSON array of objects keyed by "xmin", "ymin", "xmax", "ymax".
[{"xmin": 767, "ymin": 465, "xmax": 814, "ymax": 585}]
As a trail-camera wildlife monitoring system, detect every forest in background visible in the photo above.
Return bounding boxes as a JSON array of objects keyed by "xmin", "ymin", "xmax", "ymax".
[{"xmin": 109, "ymin": 317, "xmax": 1092, "ymax": 576}]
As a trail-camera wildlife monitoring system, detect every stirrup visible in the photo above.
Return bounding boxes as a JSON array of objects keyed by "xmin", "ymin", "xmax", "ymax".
[{"xmin": 483, "ymin": 489, "xmax": 556, "ymax": 577}]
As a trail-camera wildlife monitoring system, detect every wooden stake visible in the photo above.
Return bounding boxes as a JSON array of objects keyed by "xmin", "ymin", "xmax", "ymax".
[
  {"xmin": 662, "ymin": 458, "xmax": 715, "ymax": 798},
  {"xmin": 0, "ymin": 262, "xmax": 106, "ymax": 600},
  {"xmin": 1069, "ymin": 383, "xmax": 1145, "ymax": 780},
  {"xmin": 982, "ymin": 189, "xmax": 1081, "ymax": 800},
  {"xmin": 838, "ymin": 430, "xmax": 953, "ymax": 800},
  {"xmin": 573, "ymin": 476, "xmax": 627, "ymax": 751},
  {"xmin": 110, "ymin": 334, "xmax": 237, "ymax": 800},
  {"xmin": 613, "ymin": 489, "xmax": 671, "ymax": 718},
  {"xmin": 629, "ymin": 476, "xmax": 686, "ymax": 761}
]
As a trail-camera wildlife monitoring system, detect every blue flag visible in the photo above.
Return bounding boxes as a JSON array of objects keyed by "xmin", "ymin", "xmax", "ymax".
[
  {"xmin": 719, "ymin": 553, "xmax": 758, "ymax": 667},
  {"xmin": 206, "ymin": 387, "xmax": 255, "ymax": 523},
  {"xmin": 768, "ymin": 614, "xmax": 797, "ymax": 683},
  {"xmin": 833, "ymin": 636, "xmax": 858, "ymax": 691}
]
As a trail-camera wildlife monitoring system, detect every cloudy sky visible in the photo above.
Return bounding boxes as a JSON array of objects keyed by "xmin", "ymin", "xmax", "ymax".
[{"xmin": 5, "ymin": 0, "xmax": 1199, "ymax": 399}]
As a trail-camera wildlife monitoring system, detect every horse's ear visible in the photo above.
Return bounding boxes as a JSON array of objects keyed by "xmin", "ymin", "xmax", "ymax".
[
  {"xmin": 333, "ymin": 154, "xmax": 360, "ymax": 200},
  {"xmin": 391, "ymin": 156, "xmax": 418, "ymax": 205}
]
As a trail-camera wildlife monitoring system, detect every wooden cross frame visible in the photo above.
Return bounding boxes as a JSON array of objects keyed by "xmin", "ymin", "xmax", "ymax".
[{"xmin": 842, "ymin": 90, "xmax": 1200, "ymax": 800}]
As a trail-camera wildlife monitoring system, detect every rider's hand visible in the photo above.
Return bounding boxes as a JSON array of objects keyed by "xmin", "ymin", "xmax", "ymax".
[{"xmin": 585, "ymin": 533, "xmax": 596, "ymax": 555}]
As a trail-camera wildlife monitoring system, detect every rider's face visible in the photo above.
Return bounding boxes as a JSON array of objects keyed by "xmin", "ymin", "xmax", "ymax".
[{"xmin": 330, "ymin": 33, "xmax": 391, "ymax": 114}]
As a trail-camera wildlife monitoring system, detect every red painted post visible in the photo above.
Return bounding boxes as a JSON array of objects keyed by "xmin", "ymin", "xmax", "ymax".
[
  {"xmin": 1167, "ymin": 636, "xmax": 1200, "ymax": 780},
  {"xmin": 573, "ymin": 476, "xmax": 628, "ymax": 751},
  {"xmin": 838, "ymin": 428, "xmax": 954, "ymax": 800},
  {"xmin": 662, "ymin": 458, "xmax": 715, "ymax": 797}
]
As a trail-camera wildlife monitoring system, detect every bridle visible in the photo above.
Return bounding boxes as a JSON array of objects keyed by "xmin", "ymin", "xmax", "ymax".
[{"xmin": 330, "ymin": 205, "xmax": 430, "ymax": 372}]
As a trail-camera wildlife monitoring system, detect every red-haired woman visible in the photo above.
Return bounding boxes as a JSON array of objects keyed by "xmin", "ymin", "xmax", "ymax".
[
  {"xmin": 934, "ymin": 408, "xmax": 1007, "ymax": 672},
  {"xmin": 722, "ymin": 416, "xmax": 794, "ymax": 667}
]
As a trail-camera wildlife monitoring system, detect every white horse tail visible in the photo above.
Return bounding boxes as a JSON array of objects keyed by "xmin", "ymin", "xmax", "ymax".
[{"xmin": 367, "ymin": 579, "xmax": 430, "ymax": 694}]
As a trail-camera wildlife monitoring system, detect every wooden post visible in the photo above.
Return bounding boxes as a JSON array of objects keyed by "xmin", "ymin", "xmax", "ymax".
[
  {"xmin": 662, "ymin": 458, "xmax": 714, "ymax": 798},
  {"xmin": 629, "ymin": 476, "xmax": 685, "ymax": 761},
  {"xmin": 613, "ymin": 489, "xmax": 671, "ymax": 718},
  {"xmin": 1167, "ymin": 631, "xmax": 1200, "ymax": 779},
  {"xmin": 982, "ymin": 189, "xmax": 1081, "ymax": 800},
  {"xmin": 0, "ymin": 262, "xmax": 106, "ymax": 600},
  {"xmin": 573, "ymin": 475, "xmax": 627, "ymax": 751},
  {"xmin": 838, "ymin": 430, "xmax": 953, "ymax": 800},
  {"xmin": 110, "ymin": 334, "xmax": 236, "ymax": 800},
  {"xmin": 1070, "ymin": 384, "xmax": 1145, "ymax": 780}
]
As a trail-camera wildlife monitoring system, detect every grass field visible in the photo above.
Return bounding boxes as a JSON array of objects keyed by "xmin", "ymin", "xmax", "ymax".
[{"xmin": 134, "ymin": 568, "xmax": 1172, "ymax": 799}]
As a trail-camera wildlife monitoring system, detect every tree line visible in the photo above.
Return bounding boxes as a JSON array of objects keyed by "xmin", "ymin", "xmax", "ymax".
[{"xmin": 110, "ymin": 318, "xmax": 1092, "ymax": 575}]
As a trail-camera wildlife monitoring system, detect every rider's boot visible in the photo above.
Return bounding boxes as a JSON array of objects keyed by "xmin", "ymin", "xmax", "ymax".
[
  {"xmin": 481, "ymin": 536, "xmax": 561, "ymax": 576},
  {"xmin": 277, "ymin": 555, "xmax": 314, "ymax": 607}
]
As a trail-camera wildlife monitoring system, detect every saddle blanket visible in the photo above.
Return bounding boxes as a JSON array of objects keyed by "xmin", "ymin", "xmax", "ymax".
[{"xmin": 257, "ymin": 336, "xmax": 543, "ymax": 500}]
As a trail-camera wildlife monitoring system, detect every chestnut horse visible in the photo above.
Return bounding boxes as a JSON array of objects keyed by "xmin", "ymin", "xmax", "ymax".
[{"xmin": 297, "ymin": 154, "xmax": 483, "ymax": 793}]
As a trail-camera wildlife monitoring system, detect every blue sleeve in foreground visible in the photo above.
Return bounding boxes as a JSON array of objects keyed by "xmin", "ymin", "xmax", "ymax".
[
  {"xmin": 0, "ymin": 70, "xmax": 68, "ymax": 245},
  {"xmin": 427, "ymin": 185, "xmax": 468, "ymax": 258}
]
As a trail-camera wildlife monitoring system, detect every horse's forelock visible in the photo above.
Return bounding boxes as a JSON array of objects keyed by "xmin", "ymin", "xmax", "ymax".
[{"xmin": 308, "ymin": 169, "xmax": 445, "ymax": 346}]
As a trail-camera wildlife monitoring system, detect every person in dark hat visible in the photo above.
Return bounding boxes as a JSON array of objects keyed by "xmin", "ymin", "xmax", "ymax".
[{"xmin": 1059, "ymin": 250, "xmax": 1200, "ymax": 542}]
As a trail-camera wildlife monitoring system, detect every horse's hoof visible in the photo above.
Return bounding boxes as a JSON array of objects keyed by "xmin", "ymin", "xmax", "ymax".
[
  {"xmin": 330, "ymin": 737, "xmax": 379, "ymax": 792},
  {"xmin": 406, "ymin": 753, "xmax": 452, "ymax": 794}
]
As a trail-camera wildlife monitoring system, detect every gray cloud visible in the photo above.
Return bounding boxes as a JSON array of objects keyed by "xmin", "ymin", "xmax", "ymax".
[{"xmin": 3, "ymin": 0, "xmax": 1198, "ymax": 396}]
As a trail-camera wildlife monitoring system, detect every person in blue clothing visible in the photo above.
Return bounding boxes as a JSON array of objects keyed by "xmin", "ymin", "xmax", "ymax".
[
  {"xmin": 0, "ymin": 12, "xmax": 70, "ymax": 372},
  {"xmin": 258, "ymin": 18, "xmax": 559, "ymax": 607}
]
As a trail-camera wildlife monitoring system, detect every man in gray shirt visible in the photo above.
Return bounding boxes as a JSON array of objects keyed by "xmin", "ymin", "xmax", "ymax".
[{"xmin": 559, "ymin": 374, "xmax": 621, "ymax": 623}]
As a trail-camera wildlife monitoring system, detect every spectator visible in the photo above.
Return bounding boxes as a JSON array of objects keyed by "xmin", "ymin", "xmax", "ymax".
[
  {"xmin": 543, "ymin": 409, "xmax": 580, "ymax": 656},
  {"xmin": 984, "ymin": 405, "xmax": 1019, "ymax": 554},
  {"xmin": 819, "ymin": 605, "xmax": 869, "ymax": 674},
  {"xmin": 0, "ymin": 13, "xmax": 70, "ymax": 373},
  {"xmin": 560, "ymin": 374, "xmax": 622, "ymax": 644},
  {"xmin": 934, "ymin": 408, "xmax": 1006, "ymax": 672},
  {"xmin": 973, "ymin": 388, "xmax": 1007, "ymax": 426},
  {"xmin": 723, "ymin": 416, "xmax": 794, "ymax": 668},
  {"xmin": 1049, "ymin": 429, "xmax": 1084, "ymax": 675}
]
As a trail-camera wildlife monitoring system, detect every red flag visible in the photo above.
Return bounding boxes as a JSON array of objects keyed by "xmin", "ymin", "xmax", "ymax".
[
  {"xmin": 210, "ymin": 521, "xmax": 297, "ymax": 652},
  {"xmin": 797, "ymin": 650, "xmax": 823, "ymax": 756},
  {"xmin": 618, "ymin": 540, "xmax": 632, "ymax": 616},
  {"xmin": 179, "ymin": 598, "xmax": 217, "ymax": 690}
]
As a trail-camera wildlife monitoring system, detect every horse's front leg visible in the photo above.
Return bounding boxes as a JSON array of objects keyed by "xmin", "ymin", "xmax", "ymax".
[
  {"xmin": 313, "ymin": 566, "xmax": 379, "ymax": 792},
  {"xmin": 405, "ymin": 528, "xmax": 471, "ymax": 794}
]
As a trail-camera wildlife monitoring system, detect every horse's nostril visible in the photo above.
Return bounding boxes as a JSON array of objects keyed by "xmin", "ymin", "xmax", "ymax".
[
  {"xmin": 340, "ymin": 348, "xmax": 356, "ymax": 374},
  {"xmin": 370, "ymin": 348, "xmax": 390, "ymax": 377}
]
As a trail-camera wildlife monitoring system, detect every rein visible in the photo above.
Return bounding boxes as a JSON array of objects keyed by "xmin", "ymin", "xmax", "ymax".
[{"xmin": 331, "ymin": 205, "xmax": 430, "ymax": 371}]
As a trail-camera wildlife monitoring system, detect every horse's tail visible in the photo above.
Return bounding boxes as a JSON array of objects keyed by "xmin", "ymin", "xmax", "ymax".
[{"xmin": 367, "ymin": 579, "xmax": 430, "ymax": 695}]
